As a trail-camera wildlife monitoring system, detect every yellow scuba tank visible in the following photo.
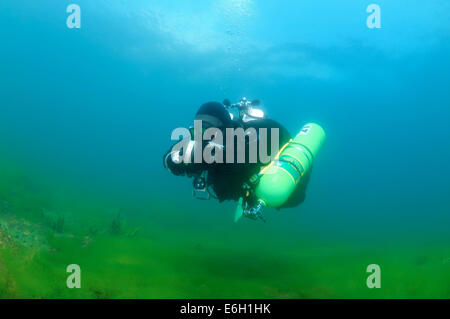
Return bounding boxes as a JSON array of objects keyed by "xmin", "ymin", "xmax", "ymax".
[{"xmin": 255, "ymin": 123, "xmax": 326, "ymax": 208}]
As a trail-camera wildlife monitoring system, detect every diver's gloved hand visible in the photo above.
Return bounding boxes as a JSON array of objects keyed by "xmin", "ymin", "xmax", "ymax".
[
  {"xmin": 163, "ymin": 150, "xmax": 187, "ymax": 176},
  {"xmin": 243, "ymin": 201, "xmax": 266, "ymax": 222}
]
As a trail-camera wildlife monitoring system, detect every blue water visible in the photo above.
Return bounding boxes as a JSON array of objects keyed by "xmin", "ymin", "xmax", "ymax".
[{"xmin": 0, "ymin": 1, "xmax": 449, "ymax": 298}]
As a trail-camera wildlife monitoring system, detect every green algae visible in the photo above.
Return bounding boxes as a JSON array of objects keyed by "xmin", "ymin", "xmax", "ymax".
[{"xmin": 0, "ymin": 157, "xmax": 449, "ymax": 299}]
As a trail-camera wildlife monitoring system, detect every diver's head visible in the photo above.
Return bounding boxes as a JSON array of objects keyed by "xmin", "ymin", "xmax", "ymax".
[{"xmin": 195, "ymin": 101, "xmax": 233, "ymax": 129}]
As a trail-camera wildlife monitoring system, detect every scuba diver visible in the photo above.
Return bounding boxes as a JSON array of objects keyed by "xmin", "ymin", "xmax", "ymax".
[{"xmin": 163, "ymin": 98, "xmax": 326, "ymax": 222}]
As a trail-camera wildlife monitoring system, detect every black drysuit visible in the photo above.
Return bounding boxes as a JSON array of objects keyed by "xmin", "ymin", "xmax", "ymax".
[{"xmin": 164, "ymin": 102, "xmax": 310, "ymax": 208}]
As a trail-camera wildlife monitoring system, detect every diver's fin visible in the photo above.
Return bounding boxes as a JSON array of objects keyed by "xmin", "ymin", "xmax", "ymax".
[{"xmin": 234, "ymin": 197, "xmax": 244, "ymax": 223}]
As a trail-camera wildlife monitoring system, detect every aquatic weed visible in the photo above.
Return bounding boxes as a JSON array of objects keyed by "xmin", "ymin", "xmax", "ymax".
[
  {"xmin": 41, "ymin": 208, "xmax": 65, "ymax": 233},
  {"xmin": 109, "ymin": 210, "xmax": 123, "ymax": 236}
]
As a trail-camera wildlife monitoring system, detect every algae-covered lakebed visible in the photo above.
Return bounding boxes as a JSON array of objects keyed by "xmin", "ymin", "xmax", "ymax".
[{"xmin": 0, "ymin": 157, "xmax": 449, "ymax": 299}]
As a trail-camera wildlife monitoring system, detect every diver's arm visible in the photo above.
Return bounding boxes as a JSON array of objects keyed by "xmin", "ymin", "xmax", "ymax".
[
  {"xmin": 163, "ymin": 149, "xmax": 186, "ymax": 176},
  {"xmin": 163, "ymin": 146, "xmax": 204, "ymax": 176}
]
